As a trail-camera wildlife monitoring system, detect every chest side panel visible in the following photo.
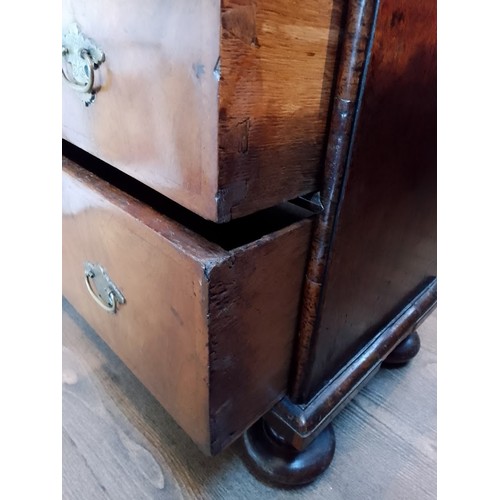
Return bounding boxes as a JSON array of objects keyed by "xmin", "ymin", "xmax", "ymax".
[{"xmin": 303, "ymin": 0, "xmax": 437, "ymax": 399}]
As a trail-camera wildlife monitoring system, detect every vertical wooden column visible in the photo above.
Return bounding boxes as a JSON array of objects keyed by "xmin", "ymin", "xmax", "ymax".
[{"xmin": 290, "ymin": 0, "xmax": 380, "ymax": 403}]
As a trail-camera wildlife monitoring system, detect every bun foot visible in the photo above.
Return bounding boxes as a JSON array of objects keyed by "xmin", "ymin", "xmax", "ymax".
[
  {"xmin": 242, "ymin": 419, "xmax": 335, "ymax": 487},
  {"xmin": 383, "ymin": 331, "xmax": 421, "ymax": 367}
]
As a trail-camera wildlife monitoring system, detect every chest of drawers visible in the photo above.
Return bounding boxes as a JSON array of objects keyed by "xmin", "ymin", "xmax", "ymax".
[{"xmin": 62, "ymin": 0, "xmax": 437, "ymax": 487}]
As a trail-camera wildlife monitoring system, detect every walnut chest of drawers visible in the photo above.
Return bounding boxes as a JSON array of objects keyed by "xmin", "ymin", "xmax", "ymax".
[{"xmin": 62, "ymin": 0, "xmax": 437, "ymax": 486}]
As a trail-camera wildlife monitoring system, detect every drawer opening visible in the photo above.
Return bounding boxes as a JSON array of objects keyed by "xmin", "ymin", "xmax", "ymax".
[{"xmin": 63, "ymin": 140, "xmax": 314, "ymax": 251}]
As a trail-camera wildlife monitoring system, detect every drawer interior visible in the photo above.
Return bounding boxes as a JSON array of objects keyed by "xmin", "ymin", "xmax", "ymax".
[{"xmin": 63, "ymin": 140, "xmax": 313, "ymax": 249}]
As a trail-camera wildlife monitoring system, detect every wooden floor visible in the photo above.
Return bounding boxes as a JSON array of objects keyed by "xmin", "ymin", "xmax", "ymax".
[{"xmin": 62, "ymin": 299, "xmax": 437, "ymax": 499}]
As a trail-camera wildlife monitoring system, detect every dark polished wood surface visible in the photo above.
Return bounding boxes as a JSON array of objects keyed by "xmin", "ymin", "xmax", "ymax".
[
  {"xmin": 242, "ymin": 420, "xmax": 336, "ymax": 487},
  {"xmin": 383, "ymin": 331, "xmax": 421, "ymax": 366},
  {"xmin": 294, "ymin": 0, "xmax": 437, "ymax": 401},
  {"xmin": 62, "ymin": 157, "xmax": 312, "ymax": 455},
  {"xmin": 290, "ymin": 0, "xmax": 379, "ymax": 402},
  {"xmin": 266, "ymin": 279, "xmax": 436, "ymax": 455}
]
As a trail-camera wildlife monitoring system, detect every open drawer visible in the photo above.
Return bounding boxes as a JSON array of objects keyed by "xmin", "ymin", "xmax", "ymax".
[
  {"xmin": 62, "ymin": 0, "xmax": 339, "ymax": 222},
  {"xmin": 62, "ymin": 155, "xmax": 312, "ymax": 454}
]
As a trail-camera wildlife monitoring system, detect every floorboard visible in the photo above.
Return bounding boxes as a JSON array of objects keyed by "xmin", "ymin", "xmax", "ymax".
[{"xmin": 62, "ymin": 298, "xmax": 437, "ymax": 499}]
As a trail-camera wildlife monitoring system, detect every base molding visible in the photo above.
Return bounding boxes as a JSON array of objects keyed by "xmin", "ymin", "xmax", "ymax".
[{"xmin": 265, "ymin": 278, "xmax": 437, "ymax": 451}]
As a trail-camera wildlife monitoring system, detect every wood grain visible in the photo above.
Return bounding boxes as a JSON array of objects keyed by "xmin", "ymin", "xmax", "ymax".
[
  {"xmin": 207, "ymin": 222, "xmax": 312, "ymax": 452},
  {"xmin": 63, "ymin": 158, "xmax": 216, "ymax": 450},
  {"xmin": 62, "ymin": 302, "xmax": 436, "ymax": 499},
  {"xmin": 217, "ymin": 0, "xmax": 343, "ymax": 220},
  {"xmin": 290, "ymin": 0, "xmax": 379, "ymax": 402},
  {"xmin": 62, "ymin": 1, "xmax": 343, "ymax": 221},
  {"xmin": 62, "ymin": 157, "xmax": 311, "ymax": 454},
  {"xmin": 267, "ymin": 279, "xmax": 436, "ymax": 452},
  {"xmin": 62, "ymin": 0, "xmax": 220, "ymax": 220},
  {"xmin": 294, "ymin": 0, "xmax": 437, "ymax": 401}
]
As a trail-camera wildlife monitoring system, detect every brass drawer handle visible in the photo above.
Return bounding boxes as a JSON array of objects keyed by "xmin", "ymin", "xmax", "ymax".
[
  {"xmin": 84, "ymin": 262, "xmax": 125, "ymax": 314},
  {"xmin": 62, "ymin": 23, "xmax": 105, "ymax": 106},
  {"xmin": 62, "ymin": 48, "xmax": 95, "ymax": 94}
]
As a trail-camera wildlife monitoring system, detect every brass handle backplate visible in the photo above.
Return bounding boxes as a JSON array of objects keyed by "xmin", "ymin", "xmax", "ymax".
[
  {"xmin": 62, "ymin": 23, "xmax": 105, "ymax": 106},
  {"xmin": 84, "ymin": 262, "xmax": 125, "ymax": 314}
]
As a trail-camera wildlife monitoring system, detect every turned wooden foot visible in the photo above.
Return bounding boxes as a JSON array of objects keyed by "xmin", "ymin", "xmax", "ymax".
[
  {"xmin": 383, "ymin": 331, "xmax": 421, "ymax": 367},
  {"xmin": 242, "ymin": 419, "xmax": 336, "ymax": 487}
]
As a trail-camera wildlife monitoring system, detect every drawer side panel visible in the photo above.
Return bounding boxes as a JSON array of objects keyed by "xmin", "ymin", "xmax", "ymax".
[
  {"xmin": 207, "ymin": 219, "xmax": 313, "ymax": 453},
  {"xmin": 218, "ymin": 0, "xmax": 344, "ymax": 219}
]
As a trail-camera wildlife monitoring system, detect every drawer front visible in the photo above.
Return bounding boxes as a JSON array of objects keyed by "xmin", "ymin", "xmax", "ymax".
[
  {"xmin": 62, "ymin": 0, "xmax": 340, "ymax": 222},
  {"xmin": 62, "ymin": 0, "xmax": 220, "ymax": 220},
  {"xmin": 62, "ymin": 157, "xmax": 312, "ymax": 454}
]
